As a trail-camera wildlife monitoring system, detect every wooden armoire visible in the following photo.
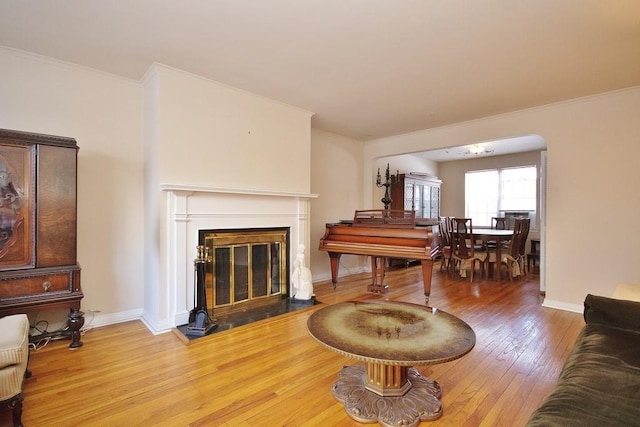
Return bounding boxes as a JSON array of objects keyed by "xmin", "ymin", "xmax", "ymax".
[
  {"xmin": 390, "ymin": 173, "xmax": 442, "ymax": 223},
  {"xmin": 0, "ymin": 129, "xmax": 83, "ymax": 348}
]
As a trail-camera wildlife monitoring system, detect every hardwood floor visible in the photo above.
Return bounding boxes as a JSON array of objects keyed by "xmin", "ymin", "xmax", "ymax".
[{"xmin": 1, "ymin": 263, "xmax": 584, "ymax": 426}]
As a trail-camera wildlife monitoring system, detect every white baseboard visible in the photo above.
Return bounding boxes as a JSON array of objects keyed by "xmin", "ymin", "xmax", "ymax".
[
  {"xmin": 78, "ymin": 309, "xmax": 177, "ymax": 336},
  {"xmin": 312, "ymin": 266, "xmax": 368, "ymax": 284},
  {"xmin": 541, "ymin": 298, "xmax": 583, "ymax": 313},
  {"xmin": 139, "ymin": 313, "xmax": 173, "ymax": 335},
  {"xmin": 85, "ymin": 308, "xmax": 144, "ymax": 330},
  {"xmin": 174, "ymin": 310, "xmax": 190, "ymax": 328}
]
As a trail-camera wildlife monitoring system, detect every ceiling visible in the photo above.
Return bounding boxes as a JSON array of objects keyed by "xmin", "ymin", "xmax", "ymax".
[
  {"xmin": 1, "ymin": 1, "xmax": 639, "ymax": 153},
  {"xmin": 414, "ymin": 134, "xmax": 547, "ymax": 162}
]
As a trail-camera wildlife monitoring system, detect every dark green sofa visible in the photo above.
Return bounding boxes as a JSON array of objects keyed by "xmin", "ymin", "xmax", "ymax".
[{"xmin": 526, "ymin": 294, "xmax": 640, "ymax": 426}]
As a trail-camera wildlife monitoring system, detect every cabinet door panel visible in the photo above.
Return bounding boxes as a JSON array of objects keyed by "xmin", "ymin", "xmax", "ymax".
[
  {"xmin": 0, "ymin": 144, "xmax": 35, "ymax": 270},
  {"xmin": 36, "ymin": 145, "xmax": 77, "ymax": 267},
  {"xmin": 390, "ymin": 173, "xmax": 441, "ymax": 222}
]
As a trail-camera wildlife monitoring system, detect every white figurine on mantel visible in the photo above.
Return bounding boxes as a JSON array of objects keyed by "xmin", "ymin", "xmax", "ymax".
[{"xmin": 292, "ymin": 244, "xmax": 314, "ymax": 300}]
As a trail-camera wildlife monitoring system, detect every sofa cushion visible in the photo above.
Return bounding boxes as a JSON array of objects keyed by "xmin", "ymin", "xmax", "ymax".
[
  {"xmin": 0, "ymin": 314, "xmax": 29, "ymax": 370},
  {"xmin": 584, "ymin": 293, "xmax": 640, "ymax": 330},
  {"xmin": 526, "ymin": 322, "xmax": 640, "ymax": 426}
]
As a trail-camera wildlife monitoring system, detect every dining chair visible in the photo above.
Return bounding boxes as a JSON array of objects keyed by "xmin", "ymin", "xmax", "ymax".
[
  {"xmin": 516, "ymin": 218, "xmax": 530, "ymax": 276},
  {"xmin": 438, "ymin": 216, "xmax": 452, "ymax": 274},
  {"xmin": 491, "ymin": 217, "xmax": 507, "ymax": 230},
  {"xmin": 487, "ymin": 218, "xmax": 526, "ymax": 281},
  {"xmin": 527, "ymin": 238, "xmax": 541, "ymax": 273},
  {"xmin": 450, "ymin": 217, "xmax": 487, "ymax": 282},
  {"xmin": 487, "ymin": 216, "xmax": 507, "ymax": 249}
]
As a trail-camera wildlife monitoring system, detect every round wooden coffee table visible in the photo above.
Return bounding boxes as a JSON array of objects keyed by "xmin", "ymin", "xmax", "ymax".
[{"xmin": 307, "ymin": 300, "xmax": 476, "ymax": 427}]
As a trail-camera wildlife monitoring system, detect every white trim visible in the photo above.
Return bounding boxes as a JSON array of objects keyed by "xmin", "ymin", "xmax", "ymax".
[
  {"xmin": 0, "ymin": 45, "xmax": 140, "ymax": 86},
  {"xmin": 539, "ymin": 151, "xmax": 547, "ymax": 292},
  {"xmin": 541, "ymin": 299, "xmax": 583, "ymax": 314},
  {"xmin": 87, "ymin": 308, "xmax": 144, "ymax": 329},
  {"xmin": 140, "ymin": 312, "xmax": 173, "ymax": 335},
  {"xmin": 312, "ymin": 265, "xmax": 368, "ymax": 284},
  {"xmin": 160, "ymin": 183, "xmax": 317, "ymax": 199},
  {"xmin": 367, "ymin": 86, "xmax": 640, "ymax": 147},
  {"xmin": 145, "ymin": 63, "xmax": 315, "ymax": 117}
]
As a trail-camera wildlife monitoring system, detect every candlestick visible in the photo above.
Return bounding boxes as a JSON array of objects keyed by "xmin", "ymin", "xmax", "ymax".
[{"xmin": 375, "ymin": 163, "xmax": 401, "ymax": 210}]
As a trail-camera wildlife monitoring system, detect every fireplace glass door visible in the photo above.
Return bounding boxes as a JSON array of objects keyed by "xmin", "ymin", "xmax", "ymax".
[{"xmin": 203, "ymin": 228, "xmax": 288, "ymax": 310}]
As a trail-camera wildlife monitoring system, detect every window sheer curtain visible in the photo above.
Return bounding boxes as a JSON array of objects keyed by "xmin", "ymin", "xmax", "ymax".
[
  {"xmin": 465, "ymin": 170, "xmax": 498, "ymax": 227},
  {"xmin": 465, "ymin": 166, "xmax": 536, "ymax": 227}
]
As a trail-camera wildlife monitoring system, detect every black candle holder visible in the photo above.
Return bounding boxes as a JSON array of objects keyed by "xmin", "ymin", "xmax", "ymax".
[
  {"xmin": 376, "ymin": 163, "xmax": 401, "ymax": 210},
  {"xmin": 187, "ymin": 245, "xmax": 217, "ymax": 336}
]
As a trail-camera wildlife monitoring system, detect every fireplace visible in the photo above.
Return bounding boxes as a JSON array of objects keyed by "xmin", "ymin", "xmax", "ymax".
[
  {"xmin": 200, "ymin": 227, "xmax": 290, "ymax": 314},
  {"xmin": 153, "ymin": 184, "xmax": 316, "ymax": 332}
]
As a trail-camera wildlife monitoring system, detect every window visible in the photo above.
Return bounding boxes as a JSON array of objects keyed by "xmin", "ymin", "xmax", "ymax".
[
  {"xmin": 465, "ymin": 166, "xmax": 537, "ymax": 227},
  {"xmin": 465, "ymin": 170, "xmax": 498, "ymax": 227}
]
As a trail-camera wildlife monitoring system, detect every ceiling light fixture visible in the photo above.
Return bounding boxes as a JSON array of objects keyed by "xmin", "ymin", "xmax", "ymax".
[{"xmin": 468, "ymin": 144, "xmax": 485, "ymax": 155}]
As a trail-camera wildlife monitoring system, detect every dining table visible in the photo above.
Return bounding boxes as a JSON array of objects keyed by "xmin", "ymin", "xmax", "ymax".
[{"xmin": 468, "ymin": 228, "xmax": 514, "ymax": 280}]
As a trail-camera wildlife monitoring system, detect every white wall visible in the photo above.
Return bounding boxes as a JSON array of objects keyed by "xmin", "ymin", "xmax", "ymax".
[
  {"xmin": 0, "ymin": 48, "xmax": 145, "ymax": 326},
  {"xmin": 364, "ymin": 87, "xmax": 640, "ymax": 311},
  {"xmin": 142, "ymin": 64, "xmax": 314, "ymax": 331},
  {"xmin": 142, "ymin": 65, "xmax": 163, "ymax": 329},
  {"xmin": 310, "ymin": 128, "xmax": 365, "ymax": 281},
  {"xmin": 150, "ymin": 64, "xmax": 313, "ymax": 192}
]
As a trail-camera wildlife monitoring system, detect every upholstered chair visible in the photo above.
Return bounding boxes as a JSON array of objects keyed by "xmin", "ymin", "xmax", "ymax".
[
  {"xmin": 450, "ymin": 217, "xmax": 488, "ymax": 282},
  {"xmin": 487, "ymin": 218, "xmax": 528, "ymax": 281},
  {"xmin": 0, "ymin": 314, "xmax": 31, "ymax": 427},
  {"xmin": 438, "ymin": 216, "xmax": 453, "ymax": 273}
]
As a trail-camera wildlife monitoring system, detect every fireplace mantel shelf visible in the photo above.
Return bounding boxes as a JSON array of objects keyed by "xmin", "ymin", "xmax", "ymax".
[{"xmin": 161, "ymin": 183, "xmax": 318, "ymax": 199}]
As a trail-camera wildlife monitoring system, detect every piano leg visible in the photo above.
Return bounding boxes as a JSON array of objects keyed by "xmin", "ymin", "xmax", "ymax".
[
  {"xmin": 367, "ymin": 256, "xmax": 389, "ymax": 294},
  {"xmin": 421, "ymin": 259, "xmax": 435, "ymax": 304},
  {"xmin": 329, "ymin": 253, "xmax": 341, "ymax": 289}
]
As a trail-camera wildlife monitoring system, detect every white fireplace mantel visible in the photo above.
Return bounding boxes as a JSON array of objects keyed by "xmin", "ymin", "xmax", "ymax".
[
  {"xmin": 157, "ymin": 183, "xmax": 318, "ymax": 331},
  {"xmin": 160, "ymin": 183, "xmax": 318, "ymax": 199}
]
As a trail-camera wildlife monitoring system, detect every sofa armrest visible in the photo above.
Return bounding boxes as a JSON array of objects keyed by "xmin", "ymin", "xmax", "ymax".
[
  {"xmin": 613, "ymin": 283, "xmax": 640, "ymax": 302},
  {"xmin": 584, "ymin": 293, "xmax": 640, "ymax": 330}
]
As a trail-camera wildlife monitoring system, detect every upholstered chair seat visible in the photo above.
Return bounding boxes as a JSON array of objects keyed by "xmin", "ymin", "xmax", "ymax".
[{"xmin": 0, "ymin": 314, "xmax": 30, "ymax": 427}]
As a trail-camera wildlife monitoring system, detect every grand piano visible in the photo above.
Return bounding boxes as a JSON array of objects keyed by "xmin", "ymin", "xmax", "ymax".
[{"xmin": 318, "ymin": 210, "xmax": 439, "ymax": 303}]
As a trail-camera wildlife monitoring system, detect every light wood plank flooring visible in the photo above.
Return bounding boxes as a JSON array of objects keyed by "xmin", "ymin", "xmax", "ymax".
[{"xmin": 1, "ymin": 263, "xmax": 584, "ymax": 426}]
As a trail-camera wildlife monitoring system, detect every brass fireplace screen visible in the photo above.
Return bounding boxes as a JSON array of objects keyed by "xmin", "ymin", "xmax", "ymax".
[{"xmin": 201, "ymin": 228, "xmax": 289, "ymax": 310}]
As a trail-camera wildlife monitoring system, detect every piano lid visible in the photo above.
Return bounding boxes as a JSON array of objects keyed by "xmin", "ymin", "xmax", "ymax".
[{"xmin": 352, "ymin": 209, "xmax": 416, "ymax": 227}]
